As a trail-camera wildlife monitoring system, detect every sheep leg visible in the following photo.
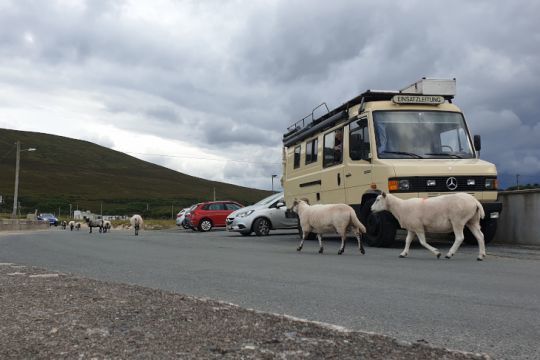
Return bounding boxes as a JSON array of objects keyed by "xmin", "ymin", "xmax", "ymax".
[
  {"xmin": 317, "ymin": 234, "xmax": 324, "ymax": 254},
  {"xmin": 297, "ymin": 232, "xmax": 306, "ymax": 251},
  {"xmin": 466, "ymin": 222, "xmax": 486, "ymax": 261},
  {"xmin": 446, "ymin": 224, "xmax": 465, "ymax": 259},
  {"xmin": 400, "ymin": 231, "xmax": 415, "ymax": 258},
  {"xmin": 338, "ymin": 234, "xmax": 346, "ymax": 255},
  {"xmin": 356, "ymin": 231, "xmax": 365, "ymax": 255},
  {"xmin": 417, "ymin": 232, "xmax": 441, "ymax": 258}
]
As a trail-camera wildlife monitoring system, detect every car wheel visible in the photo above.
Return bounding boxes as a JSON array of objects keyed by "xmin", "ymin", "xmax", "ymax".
[
  {"xmin": 360, "ymin": 198, "xmax": 397, "ymax": 247},
  {"xmin": 464, "ymin": 218, "xmax": 497, "ymax": 245},
  {"xmin": 182, "ymin": 221, "xmax": 190, "ymax": 229},
  {"xmin": 253, "ymin": 218, "xmax": 271, "ymax": 236},
  {"xmin": 198, "ymin": 219, "xmax": 213, "ymax": 232}
]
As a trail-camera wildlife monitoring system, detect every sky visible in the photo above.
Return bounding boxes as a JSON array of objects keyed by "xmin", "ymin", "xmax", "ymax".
[{"xmin": 0, "ymin": 0, "xmax": 539, "ymax": 190}]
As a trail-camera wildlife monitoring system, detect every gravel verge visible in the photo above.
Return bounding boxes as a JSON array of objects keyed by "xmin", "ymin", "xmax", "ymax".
[{"xmin": 0, "ymin": 263, "xmax": 490, "ymax": 359}]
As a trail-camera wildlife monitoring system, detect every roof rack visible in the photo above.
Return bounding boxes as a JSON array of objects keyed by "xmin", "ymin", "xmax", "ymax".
[{"xmin": 283, "ymin": 78, "xmax": 457, "ymax": 146}]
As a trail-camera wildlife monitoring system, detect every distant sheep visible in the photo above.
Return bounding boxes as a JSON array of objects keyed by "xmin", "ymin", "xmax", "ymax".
[
  {"xmin": 61, "ymin": 220, "xmax": 67, "ymax": 230},
  {"xmin": 371, "ymin": 192, "xmax": 486, "ymax": 260},
  {"xmin": 75, "ymin": 222, "xmax": 81, "ymax": 231},
  {"xmin": 291, "ymin": 199, "xmax": 366, "ymax": 255},
  {"xmin": 130, "ymin": 214, "xmax": 144, "ymax": 236},
  {"xmin": 84, "ymin": 216, "xmax": 103, "ymax": 234},
  {"xmin": 68, "ymin": 220, "xmax": 75, "ymax": 231},
  {"xmin": 103, "ymin": 220, "xmax": 112, "ymax": 233}
]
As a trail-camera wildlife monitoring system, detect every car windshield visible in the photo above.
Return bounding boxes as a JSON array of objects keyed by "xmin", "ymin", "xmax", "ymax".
[
  {"xmin": 254, "ymin": 192, "xmax": 283, "ymax": 206},
  {"xmin": 373, "ymin": 111, "xmax": 475, "ymax": 159},
  {"xmin": 41, "ymin": 213, "xmax": 54, "ymax": 217}
]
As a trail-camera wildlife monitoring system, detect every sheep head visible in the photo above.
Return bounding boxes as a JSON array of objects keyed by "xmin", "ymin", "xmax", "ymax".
[{"xmin": 371, "ymin": 192, "xmax": 388, "ymax": 213}]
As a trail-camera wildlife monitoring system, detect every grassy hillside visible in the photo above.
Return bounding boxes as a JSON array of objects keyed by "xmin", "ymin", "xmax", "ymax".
[{"xmin": 0, "ymin": 128, "xmax": 271, "ymax": 218}]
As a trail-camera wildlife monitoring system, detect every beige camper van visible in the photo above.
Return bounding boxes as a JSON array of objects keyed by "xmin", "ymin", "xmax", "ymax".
[{"xmin": 282, "ymin": 78, "xmax": 502, "ymax": 246}]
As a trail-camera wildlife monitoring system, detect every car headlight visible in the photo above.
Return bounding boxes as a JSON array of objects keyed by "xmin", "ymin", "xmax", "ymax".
[{"xmin": 238, "ymin": 210, "xmax": 255, "ymax": 218}]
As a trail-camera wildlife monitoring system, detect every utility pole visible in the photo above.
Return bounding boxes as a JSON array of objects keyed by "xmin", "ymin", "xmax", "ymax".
[
  {"xmin": 11, "ymin": 142, "xmax": 36, "ymax": 218},
  {"xmin": 213, "ymin": 187, "xmax": 216, "ymax": 201},
  {"xmin": 271, "ymin": 174, "xmax": 278, "ymax": 192},
  {"xmin": 69, "ymin": 204, "xmax": 72, "ymax": 219},
  {"xmin": 11, "ymin": 141, "xmax": 20, "ymax": 219},
  {"xmin": 516, "ymin": 174, "xmax": 520, "ymax": 190}
]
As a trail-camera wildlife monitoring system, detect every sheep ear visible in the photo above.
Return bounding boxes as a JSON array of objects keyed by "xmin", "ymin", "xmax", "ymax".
[{"xmin": 382, "ymin": 192, "xmax": 386, "ymax": 198}]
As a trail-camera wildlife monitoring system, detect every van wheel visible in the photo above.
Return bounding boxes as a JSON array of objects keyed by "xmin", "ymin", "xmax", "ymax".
[
  {"xmin": 464, "ymin": 218, "xmax": 497, "ymax": 245},
  {"xmin": 360, "ymin": 198, "xmax": 397, "ymax": 247},
  {"xmin": 254, "ymin": 218, "xmax": 271, "ymax": 236},
  {"xmin": 298, "ymin": 224, "xmax": 317, "ymax": 240},
  {"xmin": 198, "ymin": 219, "xmax": 213, "ymax": 232}
]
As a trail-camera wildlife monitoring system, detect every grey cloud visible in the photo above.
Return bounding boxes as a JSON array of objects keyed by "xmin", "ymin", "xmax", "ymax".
[{"xmin": 1, "ymin": 0, "xmax": 539, "ymax": 189}]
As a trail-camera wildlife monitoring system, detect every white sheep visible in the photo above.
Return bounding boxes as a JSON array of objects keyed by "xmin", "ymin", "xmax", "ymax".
[
  {"xmin": 291, "ymin": 199, "xmax": 366, "ymax": 255},
  {"xmin": 75, "ymin": 222, "xmax": 81, "ymax": 231},
  {"xmin": 103, "ymin": 220, "xmax": 112, "ymax": 233},
  {"xmin": 130, "ymin": 214, "xmax": 144, "ymax": 236},
  {"xmin": 371, "ymin": 192, "xmax": 486, "ymax": 260},
  {"xmin": 68, "ymin": 220, "xmax": 75, "ymax": 231}
]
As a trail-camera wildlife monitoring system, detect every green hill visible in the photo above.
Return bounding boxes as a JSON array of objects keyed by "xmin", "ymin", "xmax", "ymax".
[{"xmin": 0, "ymin": 128, "xmax": 271, "ymax": 218}]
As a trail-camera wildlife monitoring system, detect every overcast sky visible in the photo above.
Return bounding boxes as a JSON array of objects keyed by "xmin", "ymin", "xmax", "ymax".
[{"xmin": 1, "ymin": 0, "xmax": 539, "ymax": 190}]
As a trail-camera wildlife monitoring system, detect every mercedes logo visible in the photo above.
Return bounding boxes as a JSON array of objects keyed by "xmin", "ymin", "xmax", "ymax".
[{"xmin": 446, "ymin": 177, "xmax": 458, "ymax": 191}]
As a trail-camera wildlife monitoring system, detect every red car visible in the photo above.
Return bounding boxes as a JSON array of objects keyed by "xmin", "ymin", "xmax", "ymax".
[{"xmin": 189, "ymin": 201, "xmax": 244, "ymax": 232}]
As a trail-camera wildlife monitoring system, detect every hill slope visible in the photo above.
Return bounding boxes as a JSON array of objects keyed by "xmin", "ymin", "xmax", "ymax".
[{"xmin": 0, "ymin": 129, "xmax": 271, "ymax": 217}]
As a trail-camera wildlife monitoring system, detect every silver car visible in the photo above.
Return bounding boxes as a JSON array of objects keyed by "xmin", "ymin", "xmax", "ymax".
[{"xmin": 226, "ymin": 192, "xmax": 298, "ymax": 236}]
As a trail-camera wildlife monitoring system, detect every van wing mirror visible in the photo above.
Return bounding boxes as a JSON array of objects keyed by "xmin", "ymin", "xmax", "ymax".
[{"xmin": 473, "ymin": 135, "xmax": 481, "ymax": 151}]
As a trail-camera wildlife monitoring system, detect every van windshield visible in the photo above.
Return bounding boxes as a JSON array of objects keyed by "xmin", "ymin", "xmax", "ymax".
[{"xmin": 373, "ymin": 111, "xmax": 475, "ymax": 159}]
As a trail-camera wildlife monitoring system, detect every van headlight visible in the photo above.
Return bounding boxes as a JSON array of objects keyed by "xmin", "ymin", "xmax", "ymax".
[
  {"xmin": 388, "ymin": 179, "xmax": 410, "ymax": 192},
  {"xmin": 485, "ymin": 178, "xmax": 498, "ymax": 190},
  {"xmin": 238, "ymin": 210, "xmax": 254, "ymax": 218}
]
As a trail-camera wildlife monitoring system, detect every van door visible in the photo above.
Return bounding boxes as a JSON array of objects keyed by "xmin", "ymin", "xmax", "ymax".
[
  {"xmin": 320, "ymin": 128, "xmax": 346, "ymax": 203},
  {"xmin": 345, "ymin": 118, "xmax": 372, "ymax": 205}
]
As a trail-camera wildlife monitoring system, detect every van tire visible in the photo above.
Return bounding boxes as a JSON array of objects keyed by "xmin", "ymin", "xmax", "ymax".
[
  {"xmin": 360, "ymin": 198, "xmax": 397, "ymax": 247},
  {"xmin": 464, "ymin": 218, "xmax": 497, "ymax": 245}
]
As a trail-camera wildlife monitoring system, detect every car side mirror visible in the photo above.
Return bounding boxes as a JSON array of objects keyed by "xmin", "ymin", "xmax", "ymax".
[
  {"xmin": 473, "ymin": 135, "xmax": 481, "ymax": 151},
  {"xmin": 276, "ymin": 201, "xmax": 285, "ymax": 208}
]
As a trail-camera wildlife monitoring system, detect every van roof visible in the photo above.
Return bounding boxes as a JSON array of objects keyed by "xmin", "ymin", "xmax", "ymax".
[{"xmin": 283, "ymin": 89, "xmax": 455, "ymax": 147}]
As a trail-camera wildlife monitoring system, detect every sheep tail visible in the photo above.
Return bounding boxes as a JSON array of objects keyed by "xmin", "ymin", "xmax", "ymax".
[
  {"xmin": 474, "ymin": 198, "xmax": 485, "ymax": 220},
  {"xmin": 350, "ymin": 209, "xmax": 367, "ymax": 234}
]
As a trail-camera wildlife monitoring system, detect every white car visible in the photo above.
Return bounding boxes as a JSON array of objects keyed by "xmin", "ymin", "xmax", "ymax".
[
  {"xmin": 226, "ymin": 192, "xmax": 298, "ymax": 236},
  {"xmin": 175, "ymin": 208, "xmax": 190, "ymax": 227}
]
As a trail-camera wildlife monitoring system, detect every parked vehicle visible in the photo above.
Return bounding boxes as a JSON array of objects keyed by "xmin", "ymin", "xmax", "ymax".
[
  {"xmin": 180, "ymin": 204, "xmax": 200, "ymax": 229},
  {"xmin": 38, "ymin": 213, "xmax": 58, "ymax": 226},
  {"xmin": 188, "ymin": 201, "xmax": 244, "ymax": 232},
  {"xmin": 175, "ymin": 208, "xmax": 190, "ymax": 227},
  {"xmin": 226, "ymin": 192, "xmax": 298, "ymax": 236}
]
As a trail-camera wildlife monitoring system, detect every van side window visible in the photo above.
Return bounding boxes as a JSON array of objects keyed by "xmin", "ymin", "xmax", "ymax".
[
  {"xmin": 349, "ymin": 118, "xmax": 370, "ymax": 160},
  {"xmin": 323, "ymin": 129, "xmax": 343, "ymax": 167},
  {"xmin": 305, "ymin": 138, "xmax": 318, "ymax": 164},
  {"xmin": 293, "ymin": 145, "xmax": 301, "ymax": 169}
]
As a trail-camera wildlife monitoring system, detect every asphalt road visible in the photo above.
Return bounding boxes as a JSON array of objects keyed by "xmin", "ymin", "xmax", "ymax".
[{"xmin": 1, "ymin": 227, "xmax": 539, "ymax": 359}]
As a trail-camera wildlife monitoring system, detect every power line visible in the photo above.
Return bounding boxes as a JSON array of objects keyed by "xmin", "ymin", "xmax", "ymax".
[{"xmin": 123, "ymin": 151, "xmax": 281, "ymax": 166}]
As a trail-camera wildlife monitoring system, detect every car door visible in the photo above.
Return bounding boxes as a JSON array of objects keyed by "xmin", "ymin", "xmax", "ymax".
[{"xmin": 269, "ymin": 197, "xmax": 298, "ymax": 228}]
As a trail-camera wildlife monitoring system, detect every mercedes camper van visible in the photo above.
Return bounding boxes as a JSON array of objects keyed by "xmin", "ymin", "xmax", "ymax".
[{"xmin": 282, "ymin": 78, "xmax": 502, "ymax": 246}]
